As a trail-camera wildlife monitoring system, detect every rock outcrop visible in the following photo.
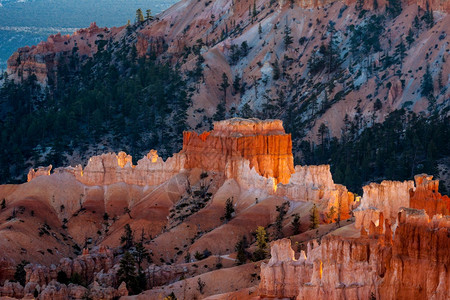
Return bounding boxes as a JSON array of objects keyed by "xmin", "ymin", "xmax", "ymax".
[
  {"xmin": 260, "ymin": 209, "xmax": 450, "ymax": 299},
  {"xmin": 410, "ymin": 174, "xmax": 450, "ymax": 217},
  {"xmin": 354, "ymin": 179, "xmax": 414, "ymax": 228},
  {"xmin": 183, "ymin": 118, "xmax": 294, "ymax": 185},
  {"xmin": 0, "ymin": 246, "xmax": 129, "ymax": 300},
  {"xmin": 27, "ymin": 165, "xmax": 52, "ymax": 182},
  {"xmin": 28, "ymin": 118, "xmax": 295, "ymax": 187},
  {"xmin": 277, "ymin": 165, "xmax": 354, "ymax": 219},
  {"xmin": 28, "ymin": 150, "xmax": 185, "ymax": 187},
  {"xmin": 355, "ymin": 174, "xmax": 450, "ymax": 228},
  {"xmin": 259, "ymin": 239, "xmax": 309, "ymax": 298},
  {"xmin": 24, "ymin": 246, "xmax": 114, "ymax": 288}
]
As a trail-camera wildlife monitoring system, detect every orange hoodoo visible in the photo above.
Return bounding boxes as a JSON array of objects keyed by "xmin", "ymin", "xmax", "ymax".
[{"xmin": 182, "ymin": 118, "xmax": 295, "ymax": 184}]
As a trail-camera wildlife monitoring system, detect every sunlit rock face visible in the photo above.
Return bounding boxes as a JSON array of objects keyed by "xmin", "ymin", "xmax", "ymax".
[
  {"xmin": 355, "ymin": 174, "xmax": 450, "ymax": 228},
  {"xmin": 27, "ymin": 165, "xmax": 52, "ymax": 182},
  {"xmin": 183, "ymin": 118, "xmax": 295, "ymax": 185},
  {"xmin": 26, "ymin": 118, "xmax": 354, "ymax": 220},
  {"xmin": 27, "ymin": 150, "xmax": 185, "ymax": 186},
  {"xmin": 259, "ymin": 239, "xmax": 309, "ymax": 298},
  {"xmin": 27, "ymin": 118, "xmax": 295, "ymax": 186},
  {"xmin": 259, "ymin": 210, "xmax": 450, "ymax": 300},
  {"xmin": 410, "ymin": 174, "xmax": 450, "ymax": 217},
  {"xmin": 354, "ymin": 180, "xmax": 414, "ymax": 228}
]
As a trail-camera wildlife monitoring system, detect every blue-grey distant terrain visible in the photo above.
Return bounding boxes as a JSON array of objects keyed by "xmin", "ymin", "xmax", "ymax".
[{"xmin": 0, "ymin": 0, "xmax": 177, "ymax": 70}]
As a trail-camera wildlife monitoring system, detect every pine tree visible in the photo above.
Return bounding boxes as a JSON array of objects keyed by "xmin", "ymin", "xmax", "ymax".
[
  {"xmin": 213, "ymin": 101, "xmax": 226, "ymax": 121},
  {"xmin": 219, "ymin": 72, "xmax": 230, "ymax": 100},
  {"xmin": 240, "ymin": 103, "xmax": 254, "ymax": 118},
  {"xmin": 395, "ymin": 39, "xmax": 406, "ymax": 67},
  {"xmin": 253, "ymin": 226, "xmax": 268, "ymax": 261},
  {"xmin": 406, "ymin": 28, "xmax": 415, "ymax": 47},
  {"xmin": 291, "ymin": 213, "xmax": 301, "ymax": 235},
  {"xmin": 425, "ymin": 2, "xmax": 434, "ymax": 28},
  {"xmin": 387, "ymin": 0, "xmax": 402, "ymax": 18},
  {"xmin": 1, "ymin": 199, "xmax": 5, "ymax": 209},
  {"xmin": 326, "ymin": 33, "xmax": 341, "ymax": 73},
  {"xmin": 233, "ymin": 74, "xmax": 241, "ymax": 94},
  {"xmin": 326, "ymin": 206, "xmax": 336, "ymax": 223},
  {"xmin": 258, "ymin": 23, "xmax": 263, "ymax": 38},
  {"xmin": 145, "ymin": 9, "xmax": 153, "ymax": 21},
  {"xmin": 283, "ymin": 24, "xmax": 294, "ymax": 51},
  {"xmin": 272, "ymin": 59, "xmax": 281, "ymax": 80},
  {"xmin": 223, "ymin": 197, "xmax": 235, "ymax": 221},
  {"xmin": 136, "ymin": 9, "xmax": 145, "ymax": 23},
  {"xmin": 421, "ymin": 64, "xmax": 434, "ymax": 98},
  {"xmin": 275, "ymin": 201, "xmax": 290, "ymax": 239},
  {"xmin": 117, "ymin": 252, "xmax": 139, "ymax": 294},
  {"xmin": 309, "ymin": 204, "xmax": 319, "ymax": 229},
  {"xmin": 317, "ymin": 123, "xmax": 329, "ymax": 151},
  {"xmin": 235, "ymin": 236, "xmax": 248, "ymax": 265},
  {"xmin": 240, "ymin": 41, "xmax": 249, "ymax": 56},
  {"xmin": 14, "ymin": 260, "xmax": 29, "ymax": 286},
  {"xmin": 120, "ymin": 224, "xmax": 134, "ymax": 250},
  {"xmin": 413, "ymin": 15, "xmax": 421, "ymax": 32},
  {"xmin": 438, "ymin": 68, "xmax": 444, "ymax": 90},
  {"xmin": 134, "ymin": 231, "xmax": 151, "ymax": 273}
]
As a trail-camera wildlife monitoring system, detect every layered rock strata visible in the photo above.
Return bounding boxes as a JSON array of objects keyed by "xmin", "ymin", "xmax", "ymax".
[
  {"xmin": 355, "ymin": 174, "xmax": 450, "ymax": 228},
  {"xmin": 410, "ymin": 174, "xmax": 450, "ymax": 216},
  {"xmin": 260, "ymin": 209, "xmax": 450, "ymax": 299},
  {"xmin": 183, "ymin": 118, "xmax": 295, "ymax": 185},
  {"xmin": 26, "ymin": 118, "xmax": 355, "ymax": 223},
  {"xmin": 28, "ymin": 118, "xmax": 294, "ymax": 186},
  {"xmin": 28, "ymin": 150, "xmax": 185, "ymax": 187}
]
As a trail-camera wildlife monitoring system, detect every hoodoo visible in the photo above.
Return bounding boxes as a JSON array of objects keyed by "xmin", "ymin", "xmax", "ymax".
[
  {"xmin": 182, "ymin": 118, "xmax": 295, "ymax": 185},
  {"xmin": 27, "ymin": 118, "xmax": 295, "ymax": 186},
  {"xmin": 1, "ymin": 118, "xmax": 448, "ymax": 299}
]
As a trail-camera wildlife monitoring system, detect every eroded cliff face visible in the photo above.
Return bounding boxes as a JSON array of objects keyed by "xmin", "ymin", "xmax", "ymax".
[
  {"xmin": 28, "ymin": 118, "xmax": 294, "ymax": 187},
  {"xmin": 27, "ymin": 118, "xmax": 352, "ymax": 220},
  {"xmin": 277, "ymin": 165, "xmax": 354, "ymax": 220},
  {"xmin": 354, "ymin": 179, "xmax": 414, "ymax": 228},
  {"xmin": 260, "ymin": 209, "xmax": 450, "ymax": 300},
  {"xmin": 355, "ymin": 174, "xmax": 450, "ymax": 228},
  {"xmin": 410, "ymin": 174, "xmax": 450, "ymax": 216},
  {"xmin": 183, "ymin": 118, "xmax": 294, "ymax": 185},
  {"xmin": 28, "ymin": 150, "xmax": 185, "ymax": 187}
]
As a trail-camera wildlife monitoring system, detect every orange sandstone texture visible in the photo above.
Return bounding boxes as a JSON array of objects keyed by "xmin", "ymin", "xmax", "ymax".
[
  {"xmin": 182, "ymin": 118, "xmax": 294, "ymax": 185},
  {"xmin": 260, "ymin": 210, "xmax": 450, "ymax": 300},
  {"xmin": 28, "ymin": 118, "xmax": 295, "ymax": 186},
  {"xmin": 410, "ymin": 174, "xmax": 450, "ymax": 216},
  {"xmin": 355, "ymin": 174, "xmax": 450, "ymax": 228}
]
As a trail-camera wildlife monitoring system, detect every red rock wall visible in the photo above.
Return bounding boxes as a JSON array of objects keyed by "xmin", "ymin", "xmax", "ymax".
[
  {"xmin": 410, "ymin": 174, "xmax": 450, "ymax": 217},
  {"xmin": 260, "ymin": 209, "xmax": 450, "ymax": 299},
  {"xmin": 182, "ymin": 118, "xmax": 295, "ymax": 184}
]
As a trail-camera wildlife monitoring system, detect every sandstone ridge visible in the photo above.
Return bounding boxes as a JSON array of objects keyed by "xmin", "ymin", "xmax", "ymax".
[
  {"xmin": 27, "ymin": 118, "xmax": 353, "ymax": 217},
  {"xmin": 260, "ymin": 209, "xmax": 450, "ymax": 299}
]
